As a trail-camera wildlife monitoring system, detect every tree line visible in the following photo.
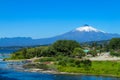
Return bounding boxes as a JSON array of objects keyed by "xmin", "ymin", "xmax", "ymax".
[
  {"xmin": 7, "ymin": 38, "xmax": 120, "ymax": 60},
  {"xmin": 8, "ymin": 40, "xmax": 85, "ymax": 59}
]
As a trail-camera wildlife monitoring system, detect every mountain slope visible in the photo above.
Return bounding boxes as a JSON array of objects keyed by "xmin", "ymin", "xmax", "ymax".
[
  {"xmin": 51, "ymin": 25, "xmax": 120, "ymax": 42},
  {"xmin": 0, "ymin": 25, "xmax": 120, "ymax": 47}
]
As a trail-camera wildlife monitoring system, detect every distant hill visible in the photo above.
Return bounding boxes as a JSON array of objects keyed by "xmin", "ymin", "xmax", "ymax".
[{"xmin": 0, "ymin": 25, "xmax": 120, "ymax": 47}]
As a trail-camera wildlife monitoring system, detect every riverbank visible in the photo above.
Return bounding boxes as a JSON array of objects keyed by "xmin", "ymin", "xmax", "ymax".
[
  {"xmin": 6, "ymin": 59, "xmax": 120, "ymax": 78},
  {"xmin": 4, "ymin": 51, "xmax": 120, "ymax": 78},
  {"xmin": 22, "ymin": 67, "xmax": 120, "ymax": 78},
  {"xmin": 1, "ymin": 61, "xmax": 120, "ymax": 80}
]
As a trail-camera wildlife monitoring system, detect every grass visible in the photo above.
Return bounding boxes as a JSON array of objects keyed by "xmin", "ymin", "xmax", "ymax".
[
  {"xmin": 56, "ymin": 61, "xmax": 120, "ymax": 77},
  {"xmin": 34, "ymin": 57, "xmax": 120, "ymax": 77}
]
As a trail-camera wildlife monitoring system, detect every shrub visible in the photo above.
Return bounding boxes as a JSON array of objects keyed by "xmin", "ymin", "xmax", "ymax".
[
  {"xmin": 73, "ymin": 48, "xmax": 85, "ymax": 58},
  {"xmin": 88, "ymin": 50, "xmax": 97, "ymax": 57},
  {"xmin": 110, "ymin": 50, "xmax": 120, "ymax": 56},
  {"xmin": 23, "ymin": 63, "xmax": 49, "ymax": 70},
  {"xmin": 39, "ymin": 57, "xmax": 55, "ymax": 62}
]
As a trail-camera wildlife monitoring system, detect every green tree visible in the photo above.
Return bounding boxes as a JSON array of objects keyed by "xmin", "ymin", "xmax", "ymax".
[
  {"xmin": 73, "ymin": 48, "xmax": 85, "ymax": 58},
  {"xmin": 110, "ymin": 49, "xmax": 120, "ymax": 56},
  {"xmin": 22, "ymin": 48, "xmax": 37, "ymax": 59},
  {"xmin": 34, "ymin": 47, "xmax": 42, "ymax": 57},
  {"xmin": 88, "ymin": 50, "xmax": 97, "ymax": 57},
  {"xmin": 82, "ymin": 59, "xmax": 92, "ymax": 70},
  {"xmin": 91, "ymin": 42, "xmax": 97, "ymax": 49},
  {"xmin": 22, "ymin": 48, "xmax": 27, "ymax": 58},
  {"xmin": 109, "ymin": 38, "xmax": 120, "ymax": 50},
  {"xmin": 51, "ymin": 40, "xmax": 81, "ymax": 56}
]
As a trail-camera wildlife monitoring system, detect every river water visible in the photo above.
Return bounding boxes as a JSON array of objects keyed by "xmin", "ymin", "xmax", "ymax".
[{"xmin": 0, "ymin": 49, "xmax": 120, "ymax": 80}]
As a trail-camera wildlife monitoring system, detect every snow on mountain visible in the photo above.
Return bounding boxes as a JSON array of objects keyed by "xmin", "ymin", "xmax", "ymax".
[
  {"xmin": 76, "ymin": 26, "xmax": 99, "ymax": 32},
  {"xmin": 75, "ymin": 25, "xmax": 105, "ymax": 33},
  {"xmin": 54, "ymin": 24, "xmax": 120, "ymax": 42}
]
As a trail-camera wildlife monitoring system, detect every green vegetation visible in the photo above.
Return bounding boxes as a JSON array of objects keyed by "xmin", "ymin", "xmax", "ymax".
[
  {"xmin": 56, "ymin": 56, "xmax": 91, "ymax": 68},
  {"xmin": 73, "ymin": 48, "xmax": 85, "ymax": 58},
  {"xmin": 23, "ymin": 63, "xmax": 49, "ymax": 70},
  {"xmin": 51, "ymin": 40, "xmax": 81, "ymax": 56},
  {"xmin": 110, "ymin": 50, "xmax": 120, "ymax": 57},
  {"xmin": 109, "ymin": 38, "xmax": 120, "ymax": 50},
  {"xmin": 6, "ymin": 40, "xmax": 84, "ymax": 60},
  {"xmin": 5, "ymin": 39, "xmax": 120, "ymax": 77},
  {"xmin": 88, "ymin": 50, "xmax": 97, "ymax": 57},
  {"xmin": 109, "ymin": 38, "xmax": 120, "ymax": 56},
  {"xmin": 39, "ymin": 57, "xmax": 55, "ymax": 62},
  {"xmin": 57, "ymin": 61, "xmax": 120, "ymax": 77}
]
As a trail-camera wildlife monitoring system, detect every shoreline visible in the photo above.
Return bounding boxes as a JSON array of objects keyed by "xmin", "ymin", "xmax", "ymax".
[
  {"xmin": 5, "ymin": 59, "xmax": 120, "ymax": 78},
  {"xmin": 4, "ymin": 60, "xmax": 120, "ymax": 78},
  {"xmin": 4, "ymin": 56, "xmax": 120, "ymax": 78},
  {"xmin": 23, "ymin": 68, "xmax": 120, "ymax": 78}
]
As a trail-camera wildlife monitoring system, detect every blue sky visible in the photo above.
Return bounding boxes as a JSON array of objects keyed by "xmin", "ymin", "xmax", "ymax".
[{"xmin": 0, "ymin": 0, "xmax": 120, "ymax": 39}]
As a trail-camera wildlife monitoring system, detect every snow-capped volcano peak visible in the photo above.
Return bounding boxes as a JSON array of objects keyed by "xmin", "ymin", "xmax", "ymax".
[{"xmin": 75, "ymin": 25, "xmax": 102, "ymax": 32}]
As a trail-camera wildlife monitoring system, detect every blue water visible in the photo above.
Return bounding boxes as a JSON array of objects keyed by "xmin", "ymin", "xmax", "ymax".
[
  {"xmin": 0, "ymin": 49, "xmax": 120, "ymax": 80},
  {"xmin": 0, "ymin": 49, "xmax": 17, "ymax": 59},
  {"xmin": 0, "ymin": 49, "xmax": 17, "ymax": 54}
]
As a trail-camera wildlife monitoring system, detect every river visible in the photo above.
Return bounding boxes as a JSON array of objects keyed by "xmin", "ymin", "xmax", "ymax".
[{"xmin": 0, "ymin": 49, "xmax": 120, "ymax": 80}]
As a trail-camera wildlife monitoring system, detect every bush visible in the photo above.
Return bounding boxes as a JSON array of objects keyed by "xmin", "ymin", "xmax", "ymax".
[
  {"xmin": 110, "ymin": 50, "xmax": 120, "ymax": 56},
  {"xmin": 73, "ymin": 48, "xmax": 85, "ymax": 58},
  {"xmin": 88, "ymin": 50, "xmax": 97, "ymax": 57},
  {"xmin": 39, "ymin": 57, "xmax": 55, "ymax": 62},
  {"xmin": 23, "ymin": 63, "xmax": 49, "ymax": 70},
  {"xmin": 56, "ymin": 56, "xmax": 92, "ymax": 68},
  {"xmin": 58, "ymin": 60, "xmax": 67, "ymax": 66},
  {"xmin": 109, "ymin": 38, "xmax": 120, "ymax": 50}
]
